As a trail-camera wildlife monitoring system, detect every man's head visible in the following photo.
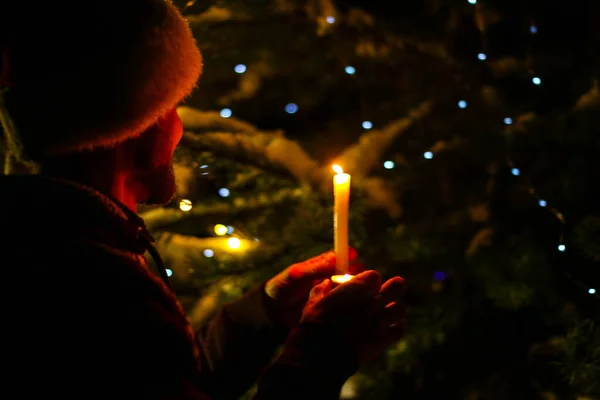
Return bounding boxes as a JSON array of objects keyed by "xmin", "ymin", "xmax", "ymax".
[{"xmin": 0, "ymin": 0, "xmax": 202, "ymax": 206}]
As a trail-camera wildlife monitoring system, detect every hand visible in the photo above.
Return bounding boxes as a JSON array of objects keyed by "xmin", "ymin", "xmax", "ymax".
[
  {"xmin": 264, "ymin": 249, "xmax": 359, "ymax": 329},
  {"xmin": 301, "ymin": 271, "xmax": 406, "ymax": 364}
]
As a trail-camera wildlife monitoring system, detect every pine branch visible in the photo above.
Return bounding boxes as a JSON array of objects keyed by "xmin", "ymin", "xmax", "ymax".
[
  {"xmin": 336, "ymin": 100, "xmax": 433, "ymax": 179},
  {"xmin": 185, "ymin": 6, "xmax": 241, "ymax": 25},
  {"xmin": 216, "ymin": 61, "xmax": 274, "ymax": 106},
  {"xmin": 177, "ymin": 106, "xmax": 258, "ymax": 133},
  {"xmin": 141, "ymin": 187, "xmax": 305, "ymax": 231},
  {"xmin": 181, "ymin": 130, "xmax": 321, "ymax": 182}
]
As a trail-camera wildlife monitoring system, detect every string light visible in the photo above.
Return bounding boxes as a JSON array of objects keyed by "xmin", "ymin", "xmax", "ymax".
[
  {"xmin": 504, "ymin": 118, "xmax": 513, "ymax": 125},
  {"xmin": 326, "ymin": 16, "xmax": 335, "ymax": 24},
  {"xmin": 511, "ymin": 168, "xmax": 521, "ymax": 176},
  {"xmin": 214, "ymin": 224, "xmax": 228, "ymax": 236},
  {"xmin": 558, "ymin": 244, "xmax": 566, "ymax": 252},
  {"xmin": 179, "ymin": 199, "xmax": 192, "ymax": 212},
  {"xmin": 219, "ymin": 188, "xmax": 231, "ymax": 198},
  {"xmin": 530, "ymin": 25, "xmax": 538, "ymax": 34},
  {"xmin": 203, "ymin": 249, "xmax": 214, "ymax": 258},
  {"xmin": 589, "ymin": 288, "xmax": 597, "ymax": 295},
  {"xmin": 458, "ymin": 100, "xmax": 468, "ymax": 109},
  {"xmin": 433, "ymin": 271, "xmax": 446, "ymax": 281},
  {"xmin": 227, "ymin": 226, "xmax": 234, "ymax": 234},
  {"xmin": 468, "ymin": 0, "xmax": 476, "ymax": 4},
  {"xmin": 228, "ymin": 237, "xmax": 242, "ymax": 249},
  {"xmin": 424, "ymin": 151, "xmax": 434, "ymax": 160},
  {"xmin": 220, "ymin": 108, "xmax": 233, "ymax": 118},
  {"xmin": 362, "ymin": 121, "xmax": 373, "ymax": 129},
  {"xmin": 200, "ymin": 165, "xmax": 209, "ymax": 169},
  {"xmin": 477, "ymin": 53, "xmax": 487, "ymax": 60},
  {"xmin": 384, "ymin": 161, "xmax": 395, "ymax": 169},
  {"xmin": 234, "ymin": 64, "xmax": 247, "ymax": 74},
  {"xmin": 532, "ymin": 77, "xmax": 542, "ymax": 85},
  {"xmin": 345, "ymin": 66, "xmax": 356, "ymax": 75},
  {"xmin": 538, "ymin": 199, "xmax": 548, "ymax": 207},
  {"xmin": 166, "ymin": 269, "xmax": 173, "ymax": 277},
  {"xmin": 285, "ymin": 103, "xmax": 299, "ymax": 114}
]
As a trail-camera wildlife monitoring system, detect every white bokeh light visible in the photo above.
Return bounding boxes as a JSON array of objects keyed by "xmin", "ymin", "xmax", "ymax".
[{"xmin": 203, "ymin": 249, "xmax": 215, "ymax": 258}]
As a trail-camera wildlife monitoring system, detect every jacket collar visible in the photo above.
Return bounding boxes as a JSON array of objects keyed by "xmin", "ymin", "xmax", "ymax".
[{"xmin": 0, "ymin": 174, "xmax": 171, "ymax": 287}]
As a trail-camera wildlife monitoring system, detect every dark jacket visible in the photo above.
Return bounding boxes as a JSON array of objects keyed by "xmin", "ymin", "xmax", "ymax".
[{"xmin": 0, "ymin": 175, "xmax": 356, "ymax": 399}]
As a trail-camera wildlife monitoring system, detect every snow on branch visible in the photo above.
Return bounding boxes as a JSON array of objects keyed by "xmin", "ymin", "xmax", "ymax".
[
  {"xmin": 181, "ymin": 130, "xmax": 321, "ymax": 182},
  {"xmin": 141, "ymin": 187, "xmax": 305, "ymax": 231},
  {"xmin": 336, "ymin": 100, "xmax": 433, "ymax": 179},
  {"xmin": 185, "ymin": 6, "xmax": 239, "ymax": 25},
  {"xmin": 178, "ymin": 106, "xmax": 258, "ymax": 133}
]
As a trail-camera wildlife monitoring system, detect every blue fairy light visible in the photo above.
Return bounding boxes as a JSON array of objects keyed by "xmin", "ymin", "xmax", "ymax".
[
  {"xmin": 227, "ymin": 226, "xmax": 234, "ymax": 234},
  {"xmin": 458, "ymin": 100, "xmax": 468, "ymax": 109},
  {"xmin": 468, "ymin": 0, "xmax": 476, "ymax": 4},
  {"xmin": 511, "ymin": 168, "xmax": 521, "ymax": 176},
  {"xmin": 219, "ymin": 188, "xmax": 230, "ymax": 198},
  {"xmin": 234, "ymin": 64, "xmax": 247, "ymax": 74},
  {"xmin": 362, "ymin": 121, "xmax": 373, "ymax": 130},
  {"xmin": 504, "ymin": 118, "xmax": 513, "ymax": 125},
  {"xmin": 220, "ymin": 108, "xmax": 233, "ymax": 118},
  {"xmin": 166, "ymin": 269, "xmax": 173, "ymax": 277},
  {"xmin": 384, "ymin": 161, "xmax": 395, "ymax": 169},
  {"xmin": 433, "ymin": 271, "xmax": 446, "ymax": 281},
  {"xmin": 530, "ymin": 25, "xmax": 538, "ymax": 34},
  {"xmin": 589, "ymin": 288, "xmax": 596, "ymax": 294},
  {"xmin": 345, "ymin": 66, "xmax": 356, "ymax": 75},
  {"xmin": 558, "ymin": 244, "xmax": 566, "ymax": 252},
  {"xmin": 326, "ymin": 16, "xmax": 335, "ymax": 24},
  {"xmin": 532, "ymin": 77, "xmax": 542, "ymax": 85},
  {"xmin": 203, "ymin": 249, "xmax": 214, "ymax": 258},
  {"xmin": 538, "ymin": 199, "xmax": 547, "ymax": 207},
  {"xmin": 424, "ymin": 151, "xmax": 434, "ymax": 160},
  {"xmin": 478, "ymin": 53, "xmax": 487, "ymax": 60},
  {"xmin": 285, "ymin": 103, "xmax": 299, "ymax": 114}
]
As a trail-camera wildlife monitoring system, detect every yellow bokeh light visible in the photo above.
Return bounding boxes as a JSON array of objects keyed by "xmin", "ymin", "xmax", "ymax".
[
  {"xmin": 331, "ymin": 274, "xmax": 354, "ymax": 284},
  {"xmin": 214, "ymin": 224, "xmax": 228, "ymax": 236},
  {"xmin": 332, "ymin": 164, "xmax": 344, "ymax": 174},
  {"xmin": 179, "ymin": 199, "xmax": 192, "ymax": 212},
  {"xmin": 227, "ymin": 237, "xmax": 241, "ymax": 249}
]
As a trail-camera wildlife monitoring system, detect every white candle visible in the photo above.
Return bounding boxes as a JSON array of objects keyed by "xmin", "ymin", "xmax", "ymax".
[{"xmin": 333, "ymin": 164, "xmax": 351, "ymax": 275}]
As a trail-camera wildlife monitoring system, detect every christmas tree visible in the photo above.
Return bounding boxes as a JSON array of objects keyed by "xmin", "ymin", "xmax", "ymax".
[{"xmin": 3, "ymin": 0, "xmax": 599, "ymax": 398}]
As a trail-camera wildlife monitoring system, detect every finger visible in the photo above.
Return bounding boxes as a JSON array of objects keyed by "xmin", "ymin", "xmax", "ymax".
[
  {"xmin": 378, "ymin": 276, "xmax": 406, "ymax": 305},
  {"xmin": 288, "ymin": 252, "xmax": 336, "ymax": 281},
  {"xmin": 308, "ymin": 279, "xmax": 330, "ymax": 299},
  {"xmin": 327, "ymin": 271, "xmax": 382, "ymax": 307},
  {"xmin": 381, "ymin": 302, "xmax": 405, "ymax": 326},
  {"xmin": 348, "ymin": 247, "xmax": 359, "ymax": 262},
  {"xmin": 289, "ymin": 248, "xmax": 360, "ymax": 282},
  {"xmin": 348, "ymin": 262, "xmax": 366, "ymax": 275}
]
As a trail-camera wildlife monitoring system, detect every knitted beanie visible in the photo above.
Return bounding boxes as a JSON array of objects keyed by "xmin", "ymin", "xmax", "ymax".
[{"xmin": 0, "ymin": 0, "xmax": 202, "ymax": 162}]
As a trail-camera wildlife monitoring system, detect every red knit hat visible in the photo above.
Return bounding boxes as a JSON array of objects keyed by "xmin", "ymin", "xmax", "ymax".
[{"xmin": 0, "ymin": 0, "xmax": 202, "ymax": 162}]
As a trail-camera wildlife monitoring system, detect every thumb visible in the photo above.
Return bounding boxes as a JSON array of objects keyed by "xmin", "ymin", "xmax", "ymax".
[{"xmin": 309, "ymin": 279, "xmax": 332, "ymax": 299}]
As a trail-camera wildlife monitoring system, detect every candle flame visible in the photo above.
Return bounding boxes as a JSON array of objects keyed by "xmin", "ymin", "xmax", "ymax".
[{"xmin": 332, "ymin": 164, "xmax": 344, "ymax": 174}]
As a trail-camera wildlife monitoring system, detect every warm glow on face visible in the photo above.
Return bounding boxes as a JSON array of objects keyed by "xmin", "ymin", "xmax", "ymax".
[
  {"xmin": 332, "ymin": 164, "xmax": 344, "ymax": 174},
  {"xmin": 227, "ymin": 237, "xmax": 242, "ymax": 249},
  {"xmin": 331, "ymin": 274, "xmax": 355, "ymax": 284},
  {"xmin": 179, "ymin": 199, "xmax": 192, "ymax": 212}
]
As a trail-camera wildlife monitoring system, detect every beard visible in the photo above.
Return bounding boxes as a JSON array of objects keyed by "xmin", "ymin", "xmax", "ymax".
[{"xmin": 136, "ymin": 162, "xmax": 177, "ymax": 206}]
